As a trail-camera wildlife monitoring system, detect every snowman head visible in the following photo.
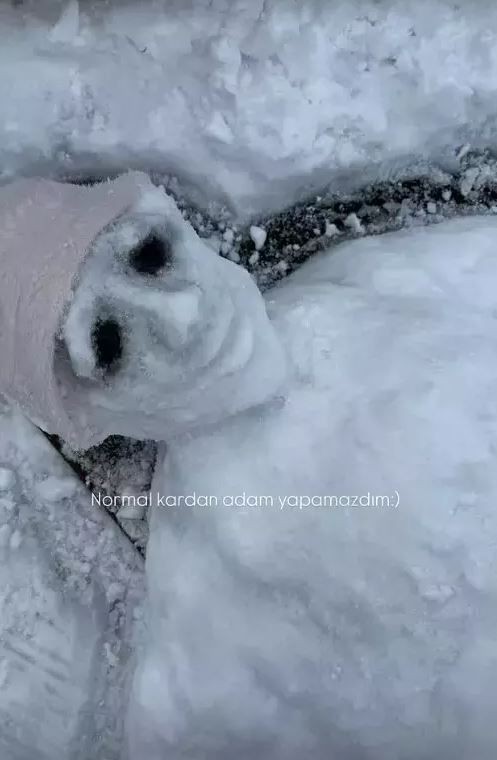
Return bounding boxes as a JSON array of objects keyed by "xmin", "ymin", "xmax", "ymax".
[{"xmin": 58, "ymin": 185, "xmax": 287, "ymax": 445}]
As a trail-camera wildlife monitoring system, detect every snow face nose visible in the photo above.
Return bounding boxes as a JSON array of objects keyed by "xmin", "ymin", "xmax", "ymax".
[
  {"xmin": 108, "ymin": 276, "xmax": 202, "ymax": 354},
  {"xmin": 91, "ymin": 315, "xmax": 123, "ymax": 374}
]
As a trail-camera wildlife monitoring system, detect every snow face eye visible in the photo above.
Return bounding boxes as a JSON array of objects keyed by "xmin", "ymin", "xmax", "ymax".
[
  {"xmin": 128, "ymin": 233, "xmax": 172, "ymax": 276},
  {"xmin": 91, "ymin": 316, "xmax": 123, "ymax": 374}
]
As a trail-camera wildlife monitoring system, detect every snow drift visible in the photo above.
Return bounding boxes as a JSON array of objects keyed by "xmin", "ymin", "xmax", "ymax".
[{"xmin": 4, "ymin": 0, "xmax": 497, "ymax": 217}]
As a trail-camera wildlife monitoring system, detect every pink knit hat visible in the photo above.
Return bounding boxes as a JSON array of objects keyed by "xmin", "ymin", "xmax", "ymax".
[{"xmin": 0, "ymin": 171, "xmax": 153, "ymax": 448}]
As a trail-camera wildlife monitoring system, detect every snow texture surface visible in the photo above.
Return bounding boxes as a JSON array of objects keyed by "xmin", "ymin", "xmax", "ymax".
[
  {"xmin": 0, "ymin": 403, "xmax": 144, "ymax": 760},
  {"xmin": 4, "ymin": 0, "xmax": 497, "ymax": 218}
]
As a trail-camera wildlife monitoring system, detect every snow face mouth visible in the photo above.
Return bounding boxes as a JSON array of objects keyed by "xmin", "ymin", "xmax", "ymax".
[
  {"xmin": 60, "ymin": 185, "xmax": 286, "ymax": 444},
  {"xmin": 91, "ymin": 314, "xmax": 124, "ymax": 375}
]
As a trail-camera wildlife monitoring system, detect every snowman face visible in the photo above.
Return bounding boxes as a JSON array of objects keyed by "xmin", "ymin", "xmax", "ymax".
[{"xmin": 60, "ymin": 187, "xmax": 286, "ymax": 443}]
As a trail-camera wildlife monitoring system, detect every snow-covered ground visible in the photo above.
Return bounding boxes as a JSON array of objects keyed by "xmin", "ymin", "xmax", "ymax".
[
  {"xmin": 0, "ymin": 404, "xmax": 144, "ymax": 759},
  {"xmin": 5, "ymin": 0, "xmax": 497, "ymax": 218}
]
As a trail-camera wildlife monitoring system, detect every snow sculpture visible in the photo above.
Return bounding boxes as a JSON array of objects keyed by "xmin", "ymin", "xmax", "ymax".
[
  {"xmin": 61, "ymin": 183, "xmax": 497, "ymax": 759},
  {"xmin": 62, "ymin": 183, "xmax": 287, "ymax": 446}
]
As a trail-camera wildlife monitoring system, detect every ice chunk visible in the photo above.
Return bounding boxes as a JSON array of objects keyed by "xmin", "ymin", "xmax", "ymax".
[
  {"xmin": 249, "ymin": 226, "xmax": 267, "ymax": 251},
  {"xmin": 325, "ymin": 221, "xmax": 340, "ymax": 237},
  {"xmin": 344, "ymin": 213, "xmax": 363, "ymax": 234}
]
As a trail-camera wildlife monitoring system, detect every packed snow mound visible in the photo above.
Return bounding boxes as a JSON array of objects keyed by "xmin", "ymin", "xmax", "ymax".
[
  {"xmin": 0, "ymin": 404, "xmax": 144, "ymax": 760},
  {"xmin": 121, "ymin": 216, "xmax": 497, "ymax": 759},
  {"xmin": 4, "ymin": 0, "xmax": 497, "ymax": 216}
]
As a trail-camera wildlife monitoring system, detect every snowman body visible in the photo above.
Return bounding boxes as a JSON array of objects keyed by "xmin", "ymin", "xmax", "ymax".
[
  {"xmin": 131, "ymin": 218, "xmax": 497, "ymax": 760},
  {"xmin": 62, "ymin": 186, "xmax": 497, "ymax": 759}
]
